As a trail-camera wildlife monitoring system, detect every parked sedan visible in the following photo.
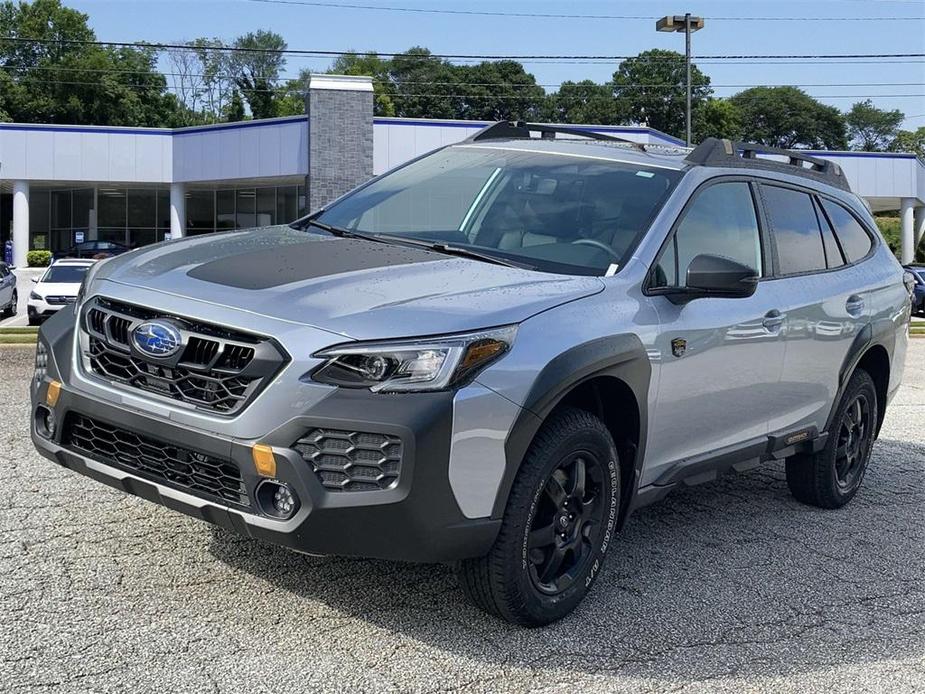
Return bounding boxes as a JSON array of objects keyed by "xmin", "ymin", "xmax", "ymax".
[
  {"xmin": 0, "ymin": 262, "xmax": 17, "ymax": 318},
  {"xmin": 54, "ymin": 240, "xmax": 128, "ymax": 260},
  {"xmin": 27, "ymin": 259, "xmax": 96, "ymax": 325},
  {"xmin": 904, "ymin": 265, "xmax": 925, "ymax": 315}
]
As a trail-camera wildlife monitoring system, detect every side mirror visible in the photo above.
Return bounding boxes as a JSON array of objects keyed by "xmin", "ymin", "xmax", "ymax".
[
  {"xmin": 31, "ymin": 277, "xmax": 39, "ymax": 283},
  {"xmin": 685, "ymin": 254, "xmax": 759, "ymax": 299}
]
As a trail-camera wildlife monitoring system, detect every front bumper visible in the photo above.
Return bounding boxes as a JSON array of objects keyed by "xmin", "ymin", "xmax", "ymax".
[
  {"xmin": 28, "ymin": 299, "xmax": 65, "ymax": 319},
  {"xmin": 30, "ymin": 311, "xmax": 502, "ymax": 563}
]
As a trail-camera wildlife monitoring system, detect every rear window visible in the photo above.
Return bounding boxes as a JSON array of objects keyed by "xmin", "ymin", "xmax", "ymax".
[
  {"xmin": 818, "ymin": 199, "xmax": 873, "ymax": 263},
  {"xmin": 42, "ymin": 265, "xmax": 90, "ymax": 284},
  {"xmin": 762, "ymin": 185, "xmax": 827, "ymax": 275}
]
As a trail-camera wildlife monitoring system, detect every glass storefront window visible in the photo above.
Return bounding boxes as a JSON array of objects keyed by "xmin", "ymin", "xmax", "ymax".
[
  {"xmin": 98, "ymin": 228, "xmax": 126, "ymax": 244},
  {"xmin": 98, "ymin": 189, "xmax": 127, "ymax": 228},
  {"xmin": 73, "ymin": 189, "xmax": 93, "ymax": 231},
  {"xmin": 157, "ymin": 189, "xmax": 170, "ymax": 231},
  {"xmin": 257, "ymin": 188, "xmax": 275, "ymax": 227},
  {"xmin": 52, "ymin": 190, "xmax": 71, "ymax": 230},
  {"xmin": 186, "ymin": 190, "xmax": 215, "ymax": 235},
  {"xmin": 127, "ymin": 189, "xmax": 156, "ymax": 228},
  {"xmin": 216, "ymin": 190, "xmax": 235, "ymax": 230},
  {"xmin": 128, "ymin": 228, "xmax": 157, "ymax": 248},
  {"xmin": 277, "ymin": 186, "xmax": 298, "ymax": 224},
  {"xmin": 236, "ymin": 189, "xmax": 257, "ymax": 228}
]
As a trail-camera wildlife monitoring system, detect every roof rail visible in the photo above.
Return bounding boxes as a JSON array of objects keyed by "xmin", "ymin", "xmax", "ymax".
[
  {"xmin": 467, "ymin": 121, "xmax": 646, "ymax": 151},
  {"xmin": 685, "ymin": 138, "xmax": 850, "ymax": 191}
]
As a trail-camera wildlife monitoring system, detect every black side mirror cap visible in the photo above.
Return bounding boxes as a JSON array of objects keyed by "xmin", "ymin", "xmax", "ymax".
[{"xmin": 685, "ymin": 254, "xmax": 759, "ymax": 299}]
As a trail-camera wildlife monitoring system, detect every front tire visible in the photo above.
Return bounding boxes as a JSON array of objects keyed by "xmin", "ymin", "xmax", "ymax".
[
  {"xmin": 456, "ymin": 408, "xmax": 620, "ymax": 626},
  {"xmin": 786, "ymin": 369, "xmax": 878, "ymax": 509}
]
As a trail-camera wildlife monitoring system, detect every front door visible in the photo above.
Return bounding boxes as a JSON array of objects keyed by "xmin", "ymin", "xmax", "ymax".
[{"xmin": 642, "ymin": 179, "xmax": 787, "ymax": 486}]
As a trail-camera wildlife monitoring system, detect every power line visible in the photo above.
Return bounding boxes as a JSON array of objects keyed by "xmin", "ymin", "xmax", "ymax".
[
  {"xmin": 238, "ymin": 0, "xmax": 925, "ymax": 22},
  {"xmin": 3, "ymin": 65, "xmax": 921, "ymax": 90},
  {"xmin": 1, "ymin": 36, "xmax": 923, "ymax": 62}
]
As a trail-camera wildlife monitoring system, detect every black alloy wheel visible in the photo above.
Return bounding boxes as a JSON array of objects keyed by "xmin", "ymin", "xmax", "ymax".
[{"xmin": 527, "ymin": 453, "xmax": 606, "ymax": 595}]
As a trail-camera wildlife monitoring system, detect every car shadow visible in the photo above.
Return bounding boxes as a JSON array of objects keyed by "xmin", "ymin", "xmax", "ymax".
[{"xmin": 208, "ymin": 437, "xmax": 925, "ymax": 684}]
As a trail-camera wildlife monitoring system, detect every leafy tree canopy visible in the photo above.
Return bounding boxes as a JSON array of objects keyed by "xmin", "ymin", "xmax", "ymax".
[
  {"xmin": 890, "ymin": 127, "xmax": 925, "ymax": 158},
  {"xmin": 692, "ymin": 98, "xmax": 743, "ymax": 142},
  {"xmin": 730, "ymin": 86, "xmax": 848, "ymax": 149},
  {"xmin": 846, "ymin": 99, "xmax": 904, "ymax": 151},
  {"xmin": 542, "ymin": 80, "xmax": 624, "ymax": 126},
  {"xmin": 611, "ymin": 49, "xmax": 711, "ymax": 139}
]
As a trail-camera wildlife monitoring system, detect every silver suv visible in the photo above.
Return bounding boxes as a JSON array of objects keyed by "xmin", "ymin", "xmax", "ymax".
[{"xmin": 31, "ymin": 122, "xmax": 913, "ymax": 626}]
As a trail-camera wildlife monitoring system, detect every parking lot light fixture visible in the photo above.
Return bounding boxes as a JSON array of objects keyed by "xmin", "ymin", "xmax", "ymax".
[{"xmin": 656, "ymin": 13, "xmax": 705, "ymax": 147}]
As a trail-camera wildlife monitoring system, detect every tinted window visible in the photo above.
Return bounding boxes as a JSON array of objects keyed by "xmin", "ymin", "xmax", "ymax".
[
  {"xmin": 763, "ymin": 186, "xmax": 826, "ymax": 275},
  {"xmin": 815, "ymin": 198, "xmax": 845, "ymax": 268},
  {"xmin": 0, "ymin": 265, "xmax": 8, "ymax": 278},
  {"xmin": 42, "ymin": 265, "xmax": 90, "ymax": 284},
  {"xmin": 653, "ymin": 182, "xmax": 762, "ymax": 288},
  {"xmin": 819, "ymin": 199, "xmax": 873, "ymax": 263}
]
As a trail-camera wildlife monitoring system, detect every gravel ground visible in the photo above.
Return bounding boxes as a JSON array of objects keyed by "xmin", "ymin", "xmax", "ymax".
[{"xmin": 1, "ymin": 341, "xmax": 923, "ymax": 693}]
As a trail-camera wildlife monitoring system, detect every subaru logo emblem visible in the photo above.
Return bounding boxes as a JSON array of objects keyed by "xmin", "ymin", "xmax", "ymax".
[{"xmin": 132, "ymin": 321, "xmax": 182, "ymax": 358}]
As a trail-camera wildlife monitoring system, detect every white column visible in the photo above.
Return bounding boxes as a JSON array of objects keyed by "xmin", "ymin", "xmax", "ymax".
[
  {"xmin": 901, "ymin": 198, "xmax": 915, "ymax": 264},
  {"xmin": 914, "ymin": 205, "xmax": 925, "ymax": 251},
  {"xmin": 12, "ymin": 180, "xmax": 29, "ymax": 268},
  {"xmin": 169, "ymin": 183, "xmax": 186, "ymax": 239}
]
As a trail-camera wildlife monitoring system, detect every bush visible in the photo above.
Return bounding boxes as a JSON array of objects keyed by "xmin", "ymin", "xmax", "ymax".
[
  {"xmin": 876, "ymin": 216, "xmax": 925, "ymax": 263},
  {"xmin": 26, "ymin": 250, "xmax": 52, "ymax": 267}
]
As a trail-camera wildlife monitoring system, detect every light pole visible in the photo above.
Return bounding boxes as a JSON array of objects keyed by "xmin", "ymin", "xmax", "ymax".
[{"xmin": 656, "ymin": 13, "xmax": 704, "ymax": 146}]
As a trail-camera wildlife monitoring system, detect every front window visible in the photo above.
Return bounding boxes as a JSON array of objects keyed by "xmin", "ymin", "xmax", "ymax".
[
  {"xmin": 314, "ymin": 146, "xmax": 682, "ymax": 275},
  {"xmin": 42, "ymin": 265, "xmax": 91, "ymax": 284}
]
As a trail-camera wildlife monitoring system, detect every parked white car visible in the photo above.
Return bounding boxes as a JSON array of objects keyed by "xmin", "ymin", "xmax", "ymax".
[{"xmin": 28, "ymin": 259, "xmax": 96, "ymax": 325}]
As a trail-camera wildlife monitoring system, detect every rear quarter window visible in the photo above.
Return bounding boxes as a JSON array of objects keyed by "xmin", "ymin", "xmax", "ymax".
[
  {"xmin": 818, "ymin": 198, "xmax": 874, "ymax": 263},
  {"xmin": 761, "ymin": 185, "xmax": 827, "ymax": 275}
]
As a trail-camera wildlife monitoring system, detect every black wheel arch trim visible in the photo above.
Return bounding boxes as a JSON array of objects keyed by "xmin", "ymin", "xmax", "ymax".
[
  {"xmin": 826, "ymin": 319, "xmax": 893, "ymax": 436},
  {"xmin": 494, "ymin": 334, "xmax": 651, "ymax": 525}
]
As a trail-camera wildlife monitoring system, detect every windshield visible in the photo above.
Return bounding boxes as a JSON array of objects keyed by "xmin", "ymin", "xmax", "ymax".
[
  {"xmin": 314, "ymin": 145, "xmax": 682, "ymax": 275},
  {"xmin": 42, "ymin": 265, "xmax": 90, "ymax": 284}
]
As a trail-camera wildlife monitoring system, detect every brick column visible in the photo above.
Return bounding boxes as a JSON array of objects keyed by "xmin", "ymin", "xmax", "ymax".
[{"xmin": 305, "ymin": 74, "xmax": 374, "ymax": 212}]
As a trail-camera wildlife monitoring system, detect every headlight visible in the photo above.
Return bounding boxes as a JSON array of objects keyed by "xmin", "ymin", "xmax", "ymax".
[
  {"xmin": 29, "ymin": 291, "xmax": 43, "ymax": 301},
  {"xmin": 311, "ymin": 325, "xmax": 517, "ymax": 393}
]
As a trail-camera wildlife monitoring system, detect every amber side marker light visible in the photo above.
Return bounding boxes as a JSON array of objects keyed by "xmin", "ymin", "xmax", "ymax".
[
  {"xmin": 252, "ymin": 444, "xmax": 277, "ymax": 478},
  {"xmin": 46, "ymin": 380, "xmax": 62, "ymax": 407}
]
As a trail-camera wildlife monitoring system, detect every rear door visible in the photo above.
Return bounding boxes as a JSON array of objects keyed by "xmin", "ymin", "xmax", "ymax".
[
  {"xmin": 758, "ymin": 183, "xmax": 875, "ymax": 436},
  {"xmin": 643, "ymin": 179, "xmax": 789, "ymax": 485},
  {"xmin": 0, "ymin": 264, "xmax": 12, "ymax": 307}
]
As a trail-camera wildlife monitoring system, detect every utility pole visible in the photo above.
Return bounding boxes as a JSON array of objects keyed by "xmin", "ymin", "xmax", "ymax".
[{"xmin": 657, "ymin": 14, "xmax": 705, "ymax": 146}]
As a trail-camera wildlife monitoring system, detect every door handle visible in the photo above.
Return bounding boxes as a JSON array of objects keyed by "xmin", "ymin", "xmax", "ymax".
[
  {"xmin": 846, "ymin": 295, "xmax": 865, "ymax": 317},
  {"xmin": 763, "ymin": 309, "xmax": 784, "ymax": 332}
]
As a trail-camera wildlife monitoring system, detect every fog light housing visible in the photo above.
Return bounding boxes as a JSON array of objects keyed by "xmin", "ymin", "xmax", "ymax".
[
  {"xmin": 35, "ymin": 405, "xmax": 56, "ymax": 439},
  {"xmin": 256, "ymin": 480, "xmax": 300, "ymax": 520}
]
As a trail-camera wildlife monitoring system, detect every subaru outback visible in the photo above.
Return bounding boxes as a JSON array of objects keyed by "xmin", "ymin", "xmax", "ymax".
[{"xmin": 31, "ymin": 122, "xmax": 913, "ymax": 626}]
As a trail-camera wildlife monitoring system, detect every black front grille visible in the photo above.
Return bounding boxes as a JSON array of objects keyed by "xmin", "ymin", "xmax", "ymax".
[
  {"xmin": 82, "ymin": 297, "xmax": 287, "ymax": 415},
  {"xmin": 62, "ymin": 413, "xmax": 250, "ymax": 508},
  {"xmin": 294, "ymin": 428, "xmax": 403, "ymax": 492}
]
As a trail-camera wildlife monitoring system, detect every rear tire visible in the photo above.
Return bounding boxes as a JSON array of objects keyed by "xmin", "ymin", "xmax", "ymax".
[
  {"xmin": 456, "ymin": 408, "xmax": 620, "ymax": 626},
  {"xmin": 786, "ymin": 369, "xmax": 878, "ymax": 509}
]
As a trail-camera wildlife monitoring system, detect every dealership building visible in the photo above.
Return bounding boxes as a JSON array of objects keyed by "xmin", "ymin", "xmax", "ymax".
[{"xmin": 1, "ymin": 74, "xmax": 924, "ymax": 268}]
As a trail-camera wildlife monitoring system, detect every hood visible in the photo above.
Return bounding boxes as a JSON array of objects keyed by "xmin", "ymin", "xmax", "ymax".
[{"xmin": 92, "ymin": 226, "xmax": 604, "ymax": 340}]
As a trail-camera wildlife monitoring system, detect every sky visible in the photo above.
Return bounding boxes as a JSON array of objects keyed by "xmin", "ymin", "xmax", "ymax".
[{"xmin": 67, "ymin": 0, "xmax": 925, "ymax": 129}]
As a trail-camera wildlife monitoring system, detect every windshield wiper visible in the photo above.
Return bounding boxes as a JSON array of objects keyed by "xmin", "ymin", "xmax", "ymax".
[
  {"xmin": 302, "ymin": 219, "xmax": 390, "ymax": 245},
  {"xmin": 385, "ymin": 238, "xmax": 533, "ymax": 270}
]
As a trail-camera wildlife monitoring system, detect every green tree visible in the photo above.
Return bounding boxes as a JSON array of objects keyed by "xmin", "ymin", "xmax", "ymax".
[
  {"xmin": 846, "ymin": 99, "xmax": 904, "ymax": 151},
  {"xmin": 692, "ymin": 98, "xmax": 743, "ymax": 141},
  {"xmin": 329, "ymin": 52, "xmax": 396, "ymax": 116},
  {"xmin": 389, "ymin": 47, "xmax": 463, "ymax": 119},
  {"xmin": 542, "ymin": 80, "xmax": 622, "ymax": 125},
  {"xmin": 889, "ymin": 127, "xmax": 925, "ymax": 158},
  {"xmin": 0, "ymin": 0, "xmax": 181, "ymax": 126},
  {"xmin": 730, "ymin": 86, "xmax": 847, "ymax": 149},
  {"xmin": 611, "ymin": 49, "xmax": 711, "ymax": 139},
  {"xmin": 454, "ymin": 60, "xmax": 545, "ymax": 121},
  {"xmin": 224, "ymin": 89, "xmax": 246, "ymax": 122},
  {"xmin": 230, "ymin": 30, "xmax": 286, "ymax": 119}
]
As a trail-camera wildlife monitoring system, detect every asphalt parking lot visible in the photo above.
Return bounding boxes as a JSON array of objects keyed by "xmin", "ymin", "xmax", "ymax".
[{"xmin": 0, "ymin": 341, "xmax": 923, "ymax": 693}]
